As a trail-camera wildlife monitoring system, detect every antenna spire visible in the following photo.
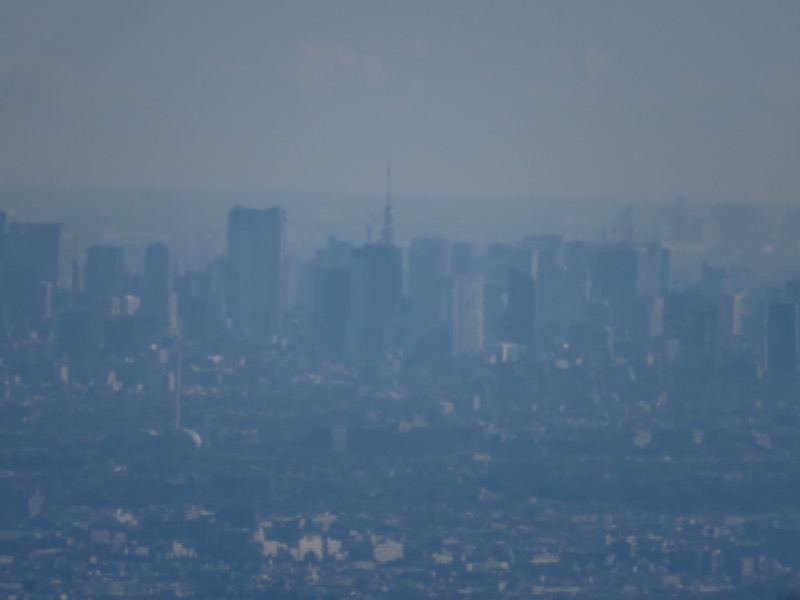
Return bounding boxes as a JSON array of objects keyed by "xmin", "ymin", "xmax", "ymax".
[{"xmin": 381, "ymin": 165, "xmax": 394, "ymax": 245}]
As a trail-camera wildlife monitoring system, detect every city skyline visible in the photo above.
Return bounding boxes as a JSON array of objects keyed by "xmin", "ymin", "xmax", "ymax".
[{"xmin": 3, "ymin": 3, "xmax": 800, "ymax": 597}]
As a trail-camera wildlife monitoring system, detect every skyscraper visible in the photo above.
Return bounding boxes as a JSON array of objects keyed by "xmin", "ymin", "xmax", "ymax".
[
  {"xmin": 85, "ymin": 245, "xmax": 125, "ymax": 298},
  {"xmin": 408, "ymin": 237, "xmax": 451, "ymax": 337},
  {"xmin": 503, "ymin": 267, "xmax": 535, "ymax": 347},
  {"xmin": 588, "ymin": 243, "xmax": 639, "ymax": 340},
  {"xmin": 450, "ymin": 276, "xmax": 484, "ymax": 357},
  {"xmin": 142, "ymin": 243, "xmax": 171, "ymax": 326},
  {"xmin": 226, "ymin": 206, "xmax": 286, "ymax": 335},
  {"xmin": 765, "ymin": 302, "xmax": 798, "ymax": 374},
  {"xmin": 6, "ymin": 222, "xmax": 62, "ymax": 285},
  {"xmin": 313, "ymin": 267, "xmax": 351, "ymax": 351},
  {"xmin": 349, "ymin": 243, "xmax": 402, "ymax": 357},
  {"xmin": 0, "ymin": 210, "xmax": 6, "ymax": 262}
]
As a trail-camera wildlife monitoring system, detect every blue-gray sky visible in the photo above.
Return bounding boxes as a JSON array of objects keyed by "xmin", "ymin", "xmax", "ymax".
[{"xmin": 1, "ymin": 1, "xmax": 799, "ymax": 201}]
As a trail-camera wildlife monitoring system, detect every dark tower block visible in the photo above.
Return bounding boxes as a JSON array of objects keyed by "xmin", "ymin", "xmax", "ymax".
[
  {"xmin": 408, "ymin": 237, "xmax": 451, "ymax": 338},
  {"xmin": 504, "ymin": 267, "xmax": 535, "ymax": 348},
  {"xmin": 766, "ymin": 302, "xmax": 798, "ymax": 375},
  {"xmin": 226, "ymin": 206, "xmax": 286, "ymax": 335},
  {"xmin": 85, "ymin": 245, "xmax": 125, "ymax": 297},
  {"xmin": 349, "ymin": 243, "xmax": 403, "ymax": 357},
  {"xmin": 142, "ymin": 243, "xmax": 171, "ymax": 327},
  {"xmin": 312, "ymin": 267, "xmax": 351, "ymax": 352}
]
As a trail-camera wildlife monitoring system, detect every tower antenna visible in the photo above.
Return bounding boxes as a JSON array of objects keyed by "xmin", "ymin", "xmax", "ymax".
[{"xmin": 381, "ymin": 165, "xmax": 394, "ymax": 245}]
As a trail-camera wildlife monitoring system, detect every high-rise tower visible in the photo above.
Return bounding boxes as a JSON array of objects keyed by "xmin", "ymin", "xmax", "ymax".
[
  {"xmin": 226, "ymin": 206, "xmax": 286, "ymax": 335},
  {"xmin": 142, "ymin": 243, "xmax": 171, "ymax": 326},
  {"xmin": 349, "ymin": 243, "xmax": 402, "ymax": 357},
  {"xmin": 381, "ymin": 167, "xmax": 394, "ymax": 246},
  {"xmin": 85, "ymin": 245, "xmax": 125, "ymax": 298},
  {"xmin": 766, "ymin": 301, "xmax": 798, "ymax": 374}
]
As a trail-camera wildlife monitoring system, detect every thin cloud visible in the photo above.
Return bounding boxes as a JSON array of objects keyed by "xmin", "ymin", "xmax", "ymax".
[
  {"xmin": 585, "ymin": 48, "xmax": 615, "ymax": 77},
  {"xmin": 680, "ymin": 72, "xmax": 717, "ymax": 97},
  {"xmin": 405, "ymin": 38, "xmax": 431, "ymax": 58},
  {"xmin": 287, "ymin": 40, "xmax": 388, "ymax": 90}
]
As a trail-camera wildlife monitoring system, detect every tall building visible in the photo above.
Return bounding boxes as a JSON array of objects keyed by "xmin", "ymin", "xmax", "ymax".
[
  {"xmin": 0, "ymin": 210, "xmax": 6, "ymax": 262},
  {"xmin": 503, "ymin": 267, "xmax": 535, "ymax": 347},
  {"xmin": 535, "ymin": 265, "xmax": 588, "ymax": 341},
  {"xmin": 408, "ymin": 237, "xmax": 451, "ymax": 337},
  {"xmin": 521, "ymin": 234, "xmax": 563, "ymax": 274},
  {"xmin": 5, "ymin": 222, "xmax": 62, "ymax": 285},
  {"xmin": 142, "ymin": 243, "xmax": 171, "ymax": 326},
  {"xmin": 637, "ymin": 242, "xmax": 670, "ymax": 299},
  {"xmin": 313, "ymin": 267, "xmax": 350, "ymax": 351},
  {"xmin": 784, "ymin": 280, "xmax": 800, "ymax": 305},
  {"xmin": 451, "ymin": 242, "xmax": 474, "ymax": 277},
  {"xmin": 765, "ymin": 302, "xmax": 797, "ymax": 374},
  {"xmin": 450, "ymin": 276, "xmax": 484, "ymax": 357},
  {"xmin": 226, "ymin": 206, "xmax": 286, "ymax": 334},
  {"xmin": 175, "ymin": 264, "xmax": 225, "ymax": 340},
  {"xmin": 85, "ymin": 245, "xmax": 125, "ymax": 298},
  {"xmin": 589, "ymin": 243, "xmax": 638, "ymax": 340},
  {"xmin": 349, "ymin": 243, "xmax": 402, "ymax": 356},
  {"xmin": 701, "ymin": 262, "xmax": 726, "ymax": 305}
]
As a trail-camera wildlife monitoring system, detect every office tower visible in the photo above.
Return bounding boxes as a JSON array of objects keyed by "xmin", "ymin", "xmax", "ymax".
[
  {"xmin": 637, "ymin": 242, "xmax": 670, "ymax": 299},
  {"xmin": 486, "ymin": 243, "xmax": 535, "ymax": 284},
  {"xmin": 765, "ymin": 302, "xmax": 798, "ymax": 374},
  {"xmin": 450, "ymin": 276, "xmax": 484, "ymax": 357},
  {"xmin": 0, "ymin": 210, "xmax": 6, "ymax": 261},
  {"xmin": 142, "ymin": 243, "xmax": 171, "ymax": 325},
  {"xmin": 85, "ymin": 245, "xmax": 125, "ymax": 298},
  {"xmin": 175, "ymin": 265, "xmax": 225, "ymax": 340},
  {"xmin": 408, "ymin": 238, "xmax": 451, "ymax": 337},
  {"xmin": 477, "ymin": 281, "xmax": 501, "ymax": 346},
  {"xmin": 308, "ymin": 236, "xmax": 353, "ymax": 347},
  {"xmin": 313, "ymin": 267, "xmax": 350, "ymax": 351},
  {"xmin": 784, "ymin": 280, "xmax": 800, "ymax": 305},
  {"xmin": 483, "ymin": 243, "xmax": 535, "ymax": 343},
  {"xmin": 503, "ymin": 267, "xmax": 535, "ymax": 347},
  {"xmin": 349, "ymin": 243, "xmax": 402, "ymax": 356},
  {"xmin": 0, "ymin": 272, "xmax": 52, "ymax": 339},
  {"xmin": 521, "ymin": 234, "xmax": 564, "ymax": 273},
  {"xmin": 634, "ymin": 295, "xmax": 664, "ymax": 341},
  {"xmin": 588, "ymin": 243, "xmax": 638, "ymax": 340},
  {"xmin": 701, "ymin": 262, "xmax": 726, "ymax": 304},
  {"xmin": 663, "ymin": 290, "xmax": 719, "ymax": 379},
  {"xmin": 564, "ymin": 240, "xmax": 594, "ymax": 273},
  {"xmin": 5, "ymin": 222, "xmax": 62, "ymax": 285},
  {"xmin": 451, "ymin": 242, "xmax": 474, "ymax": 277},
  {"xmin": 226, "ymin": 206, "xmax": 286, "ymax": 334},
  {"xmin": 319, "ymin": 236, "xmax": 354, "ymax": 270},
  {"xmin": 535, "ymin": 265, "xmax": 588, "ymax": 340}
]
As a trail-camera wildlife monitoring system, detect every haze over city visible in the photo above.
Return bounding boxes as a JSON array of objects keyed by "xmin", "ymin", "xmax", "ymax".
[{"xmin": 2, "ymin": 1, "xmax": 800, "ymax": 201}]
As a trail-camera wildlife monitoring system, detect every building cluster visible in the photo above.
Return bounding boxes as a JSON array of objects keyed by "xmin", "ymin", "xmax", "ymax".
[{"xmin": 2, "ymin": 198, "xmax": 798, "ymax": 383}]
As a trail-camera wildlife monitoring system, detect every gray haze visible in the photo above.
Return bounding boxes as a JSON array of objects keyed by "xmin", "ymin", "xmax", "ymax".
[{"xmin": 1, "ymin": 1, "xmax": 800, "ymax": 201}]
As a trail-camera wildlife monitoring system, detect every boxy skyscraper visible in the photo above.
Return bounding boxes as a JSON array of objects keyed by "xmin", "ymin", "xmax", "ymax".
[{"xmin": 226, "ymin": 206, "xmax": 286, "ymax": 335}]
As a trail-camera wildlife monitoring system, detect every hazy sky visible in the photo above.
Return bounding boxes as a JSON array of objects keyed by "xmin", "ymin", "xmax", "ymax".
[{"xmin": 1, "ymin": 1, "xmax": 799, "ymax": 201}]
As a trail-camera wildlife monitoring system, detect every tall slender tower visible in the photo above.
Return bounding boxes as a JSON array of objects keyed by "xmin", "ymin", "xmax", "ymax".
[{"xmin": 381, "ymin": 167, "xmax": 394, "ymax": 246}]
